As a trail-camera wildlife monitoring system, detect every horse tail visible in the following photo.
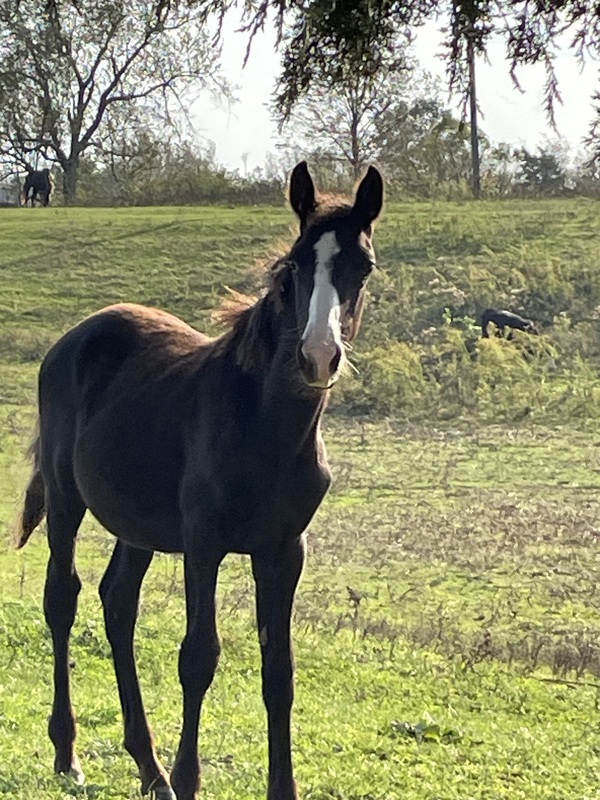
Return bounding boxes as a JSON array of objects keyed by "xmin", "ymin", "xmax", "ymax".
[{"xmin": 16, "ymin": 422, "xmax": 46, "ymax": 548}]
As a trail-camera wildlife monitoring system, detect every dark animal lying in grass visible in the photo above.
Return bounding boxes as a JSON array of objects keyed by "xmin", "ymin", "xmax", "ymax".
[
  {"xmin": 22, "ymin": 168, "xmax": 53, "ymax": 207},
  {"xmin": 481, "ymin": 308, "xmax": 539, "ymax": 339}
]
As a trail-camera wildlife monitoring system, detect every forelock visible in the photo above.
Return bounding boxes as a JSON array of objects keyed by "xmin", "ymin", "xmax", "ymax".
[{"xmin": 303, "ymin": 198, "xmax": 353, "ymax": 230}]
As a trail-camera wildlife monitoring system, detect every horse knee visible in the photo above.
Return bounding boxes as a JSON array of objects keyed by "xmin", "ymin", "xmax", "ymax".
[
  {"xmin": 44, "ymin": 564, "xmax": 81, "ymax": 631},
  {"xmin": 179, "ymin": 634, "xmax": 220, "ymax": 696},
  {"xmin": 262, "ymin": 654, "xmax": 294, "ymax": 712}
]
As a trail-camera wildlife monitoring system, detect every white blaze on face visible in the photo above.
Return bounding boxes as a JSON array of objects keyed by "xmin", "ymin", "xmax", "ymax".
[{"xmin": 301, "ymin": 230, "xmax": 345, "ymax": 387}]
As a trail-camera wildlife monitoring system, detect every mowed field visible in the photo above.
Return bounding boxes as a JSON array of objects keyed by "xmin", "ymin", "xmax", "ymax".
[{"xmin": 1, "ymin": 201, "xmax": 600, "ymax": 799}]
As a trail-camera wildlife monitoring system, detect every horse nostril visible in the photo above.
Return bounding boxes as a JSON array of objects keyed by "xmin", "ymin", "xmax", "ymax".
[
  {"xmin": 329, "ymin": 346, "xmax": 342, "ymax": 375},
  {"xmin": 298, "ymin": 342, "xmax": 342, "ymax": 386},
  {"xmin": 297, "ymin": 345, "xmax": 317, "ymax": 383}
]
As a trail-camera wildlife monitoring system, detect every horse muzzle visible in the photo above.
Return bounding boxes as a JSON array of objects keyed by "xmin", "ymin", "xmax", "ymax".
[{"xmin": 297, "ymin": 341, "xmax": 343, "ymax": 389}]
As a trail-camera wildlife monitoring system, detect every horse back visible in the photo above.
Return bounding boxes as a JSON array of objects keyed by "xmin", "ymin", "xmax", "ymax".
[{"xmin": 39, "ymin": 303, "xmax": 204, "ymax": 407}]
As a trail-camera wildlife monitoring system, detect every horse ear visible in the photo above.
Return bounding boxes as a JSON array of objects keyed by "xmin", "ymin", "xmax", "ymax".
[
  {"xmin": 352, "ymin": 166, "xmax": 384, "ymax": 231},
  {"xmin": 289, "ymin": 161, "xmax": 316, "ymax": 230}
]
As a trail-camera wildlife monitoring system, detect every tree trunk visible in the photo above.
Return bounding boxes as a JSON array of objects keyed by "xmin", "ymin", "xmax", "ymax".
[
  {"xmin": 467, "ymin": 35, "xmax": 481, "ymax": 200},
  {"xmin": 62, "ymin": 157, "xmax": 79, "ymax": 204},
  {"xmin": 350, "ymin": 106, "xmax": 361, "ymax": 181}
]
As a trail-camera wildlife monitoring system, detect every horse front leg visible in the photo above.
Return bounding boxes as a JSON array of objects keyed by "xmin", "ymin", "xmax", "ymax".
[
  {"xmin": 252, "ymin": 536, "xmax": 305, "ymax": 800},
  {"xmin": 170, "ymin": 549, "xmax": 223, "ymax": 800},
  {"xmin": 99, "ymin": 541, "xmax": 174, "ymax": 799}
]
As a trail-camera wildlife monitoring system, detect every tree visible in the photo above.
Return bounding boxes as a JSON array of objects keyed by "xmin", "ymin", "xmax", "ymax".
[
  {"xmin": 482, "ymin": 142, "xmax": 518, "ymax": 197},
  {"xmin": 57, "ymin": 129, "xmax": 284, "ymax": 206},
  {"xmin": 276, "ymin": 55, "xmax": 480, "ymax": 200},
  {"xmin": 374, "ymin": 96, "xmax": 475, "ymax": 198},
  {"xmin": 0, "ymin": 0, "xmax": 226, "ymax": 203},
  {"xmin": 223, "ymin": 0, "xmax": 600, "ymax": 138},
  {"xmin": 571, "ymin": 151, "xmax": 600, "ymax": 197},
  {"xmin": 514, "ymin": 146, "xmax": 568, "ymax": 196},
  {"xmin": 276, "ymin": 40, "xmax": 414, "ymax": 183}
]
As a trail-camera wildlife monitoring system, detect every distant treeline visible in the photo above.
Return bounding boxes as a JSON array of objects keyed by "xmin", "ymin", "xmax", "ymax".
[
  {"xmin": 24, "ymin": 131, "xmax": 600, "ymax": 208},
  {"xmin": 70, "ymin": 139, "xmax": 285, "ymax": 207}
]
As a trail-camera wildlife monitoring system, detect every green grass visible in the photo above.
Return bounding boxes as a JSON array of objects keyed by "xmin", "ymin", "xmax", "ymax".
[
  {"xmin": 0, "ymin": 205, "xmax": 292, "ymax": 342},
  {"xmin": 2, "ymin": 201, "xmax": 600, "ymax": 798},
  {"xmin": 3, "ymin": 198, "xmax": 600, "ymax": 350},
  {"xmin": 4, "ymin": 199, "xmax": 600, "ymax": 423}
]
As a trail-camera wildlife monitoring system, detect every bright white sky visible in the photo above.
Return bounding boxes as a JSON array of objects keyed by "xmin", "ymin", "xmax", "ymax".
[{"xmin": 195, "ymin": 16, "xmax": 600, "ymax": 173}]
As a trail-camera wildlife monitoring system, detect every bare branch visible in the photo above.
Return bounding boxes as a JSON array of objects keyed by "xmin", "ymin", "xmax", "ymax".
[{"xmin": 0, "ymin": 0, "xmax": 226, "ymax": 201}]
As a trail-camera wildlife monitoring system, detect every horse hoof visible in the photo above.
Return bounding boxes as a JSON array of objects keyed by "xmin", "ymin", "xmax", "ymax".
[
  {"xmin": 146, "ymin": 776, "xmax": 176, "ymax": 800},
  {"xmin": 71, "ymin": 768, "xmax": 86, "ymax": 786},
  {"xmin": 150, "ymin": 785, "xmax": 176, "ymax": 800},
  {"xmin": 55, "ymin": 756, "xmax": 85, "ymax": 786}
]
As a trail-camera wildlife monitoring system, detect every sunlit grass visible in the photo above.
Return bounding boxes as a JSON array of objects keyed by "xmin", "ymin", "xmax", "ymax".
[{"xmin": 2, "ymin": 201, "xmax": 600, "ymax": 798}]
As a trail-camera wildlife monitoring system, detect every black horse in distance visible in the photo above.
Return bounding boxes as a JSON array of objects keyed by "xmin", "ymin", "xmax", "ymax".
[
  {"xmin": 22, "ymin": 168, "xmax": 53, "ymax": 207},
  {"xmin": 481, "ymin": 308, "xmax": 539, "ymax": 339}
]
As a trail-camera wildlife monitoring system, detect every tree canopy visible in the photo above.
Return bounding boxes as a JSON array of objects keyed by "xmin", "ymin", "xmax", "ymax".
[
  {"xmin": 227, "ymin": 0, "xmax": 600, "ymax": 128},
  {"xmin": 276, "ymin": 34, "xmax": 415, "ymax": 179},
  {"xmin": 0, "ymin": 0, "xmax": 226, "ymax": 202},
  {"xmin": 5, "ymin": 0, "xmax": 600, "ymax": 205}
]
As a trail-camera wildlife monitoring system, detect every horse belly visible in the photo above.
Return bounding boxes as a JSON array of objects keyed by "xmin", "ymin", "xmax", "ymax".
[
  {"xmin": 86, "ymin": 496, "xmax": 183, "ymax": 553},
  {"xmin": 74, "ymin": 425, "xmax": 184, "ymax": 553}
]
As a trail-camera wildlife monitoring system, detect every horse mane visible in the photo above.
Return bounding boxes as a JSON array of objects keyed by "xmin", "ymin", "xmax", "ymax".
[
  {"xmin": 212, "ymin": 287, "xmax": 259, "ymax": 329},
  {"xmin": 211, "ymin": 257, "xmax": 289, "ymax": 373}
]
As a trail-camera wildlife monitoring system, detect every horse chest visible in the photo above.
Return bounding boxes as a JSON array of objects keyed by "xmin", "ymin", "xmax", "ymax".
[
  {"xmin": 181, "ymin": 450, "xmax": 332, "ymax": 554},
  {"xmin": 225, "ymin": 476, "xmax": 331, "ymax": 553}
]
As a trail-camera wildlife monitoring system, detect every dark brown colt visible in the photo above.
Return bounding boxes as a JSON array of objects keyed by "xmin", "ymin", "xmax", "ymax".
[{"xmin": 16, "ymin": 162, "xmax": 384, "ymax": 800}]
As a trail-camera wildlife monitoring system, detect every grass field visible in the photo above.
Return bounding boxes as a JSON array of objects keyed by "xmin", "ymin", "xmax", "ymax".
[{"xmin": 1, "ymin": 201, "xmax": 600, "ymax": 799}]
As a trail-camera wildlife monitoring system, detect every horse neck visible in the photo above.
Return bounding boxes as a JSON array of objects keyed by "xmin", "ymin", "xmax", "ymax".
[{"xmin": 226, "ymin": 293, "xmax": 328, "ymax": 452}]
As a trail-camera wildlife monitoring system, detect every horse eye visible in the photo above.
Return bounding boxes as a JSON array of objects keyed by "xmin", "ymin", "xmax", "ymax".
[{"xmin": 289, "ymin": 261, "xmax": 299, "ymax": 274}]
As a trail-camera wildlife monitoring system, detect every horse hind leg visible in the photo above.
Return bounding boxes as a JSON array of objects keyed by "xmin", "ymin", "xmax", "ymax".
[
  {"xmin": 99, "ymin": 542, "xmax": 174, "ymax": 800},
  {"xmin": 43, "ymin": 483, "xmax": 86, "ymax": 784}
]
